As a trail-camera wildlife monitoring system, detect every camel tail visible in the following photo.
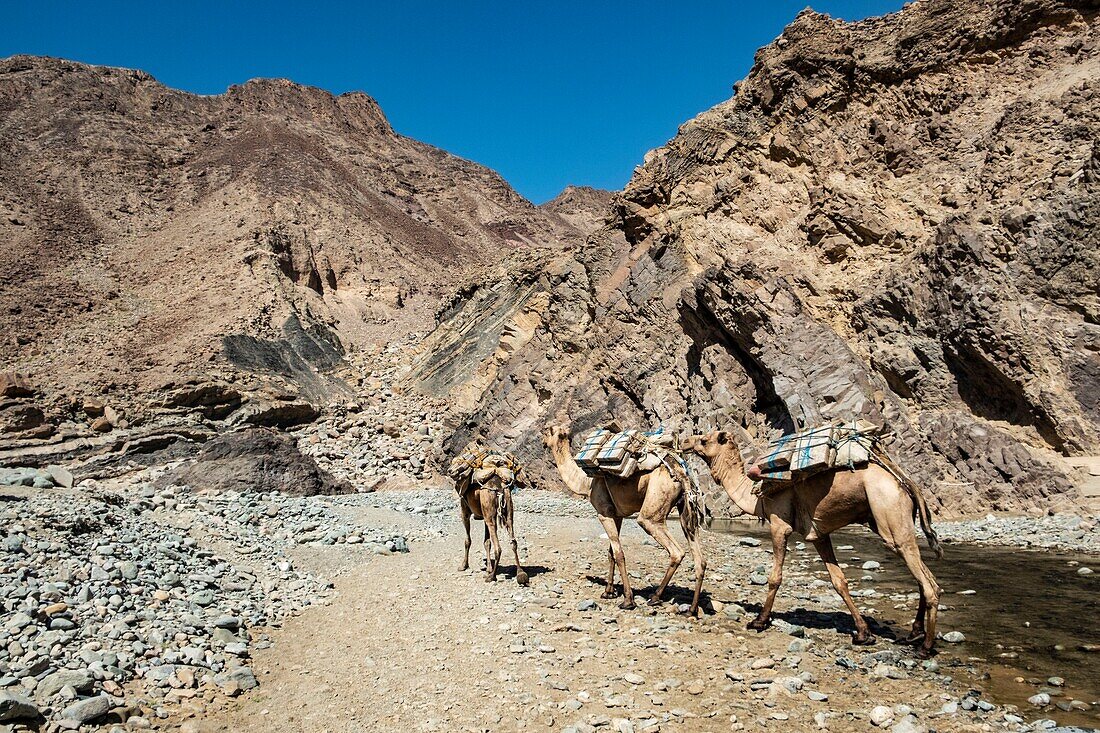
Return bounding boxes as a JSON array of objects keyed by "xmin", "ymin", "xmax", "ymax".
[{"xmin": 874, "ymin": 452, "xmax": 943, "ymax": 560}]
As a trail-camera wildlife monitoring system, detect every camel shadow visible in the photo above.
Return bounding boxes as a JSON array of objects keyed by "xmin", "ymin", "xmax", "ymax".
[
  {"xmin": 738, "ymin": 601, "xmax": 902, "ymax": 641},
  {"xmin": 581, "ymin": 574, "xmax": 716, "ymax": 611},
  {"xmin": 478, "ymin": 562, "xmax": 553, "ymax": 580}
]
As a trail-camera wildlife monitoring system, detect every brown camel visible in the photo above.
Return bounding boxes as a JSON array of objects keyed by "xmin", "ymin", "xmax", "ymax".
[
  {"xmin": 542, "ymin": 425, "xmax": 706, "ymax": 615},
  {"xmin": 683, "ymin": 430, "xmax": 943, "ymax": 656},
  {"xmin": 457, "ymin": 465, "xmax": 528, "ymax": 585}
]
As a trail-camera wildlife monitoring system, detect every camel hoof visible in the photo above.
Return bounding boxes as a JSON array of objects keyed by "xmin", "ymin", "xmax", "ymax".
[
  {"xmin": 516, "ymin": 571, "xmax": 529, "ymax": 586},
  {"xmin": 852, "ymin": 633, "xmax": 877, "ymax": 646},
  {"xmin": 915, "ymin": 646, "xmax": 936, "ymax": 660},
  {"xmin": 601, "ymin": 589, "xmax": 621, "ymax": 600},
  {"xmin": 647, "ymin": 596, "xmax": 665, "ymax": 607},
  {"xmin": 902, "ymin": 631, "xmax": 926, "ymax": 646},
  {"xmin": 746, "ymin": 618, "xmax": 770, "ymax": 632},
  {"xmin": 485, "ymin": 575, "xmax": 496, "ymax": 583},
  {"xmin": 619, "ymin": 599, "xmax": 637, "ymax": 611}
]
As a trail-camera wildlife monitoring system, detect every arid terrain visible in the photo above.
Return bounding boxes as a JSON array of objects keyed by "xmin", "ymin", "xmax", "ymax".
[{"xmin": 1, "ymin": 0, "xmax": 1099, "ymax": 730}]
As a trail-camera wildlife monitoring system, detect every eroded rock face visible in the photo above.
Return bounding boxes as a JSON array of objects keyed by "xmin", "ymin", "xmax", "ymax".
[{"xmin": 413, "ymin": 0, "xmax": 1100, "ymax": 513}]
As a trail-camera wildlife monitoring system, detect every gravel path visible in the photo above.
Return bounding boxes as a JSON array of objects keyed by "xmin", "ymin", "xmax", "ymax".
[{"xmin": 192, "ymin": 497, "xmax": 1094, "ymax": 733}]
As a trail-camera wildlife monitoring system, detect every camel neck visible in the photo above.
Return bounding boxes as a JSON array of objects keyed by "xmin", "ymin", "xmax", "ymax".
[
  {"xmin": 549, "ymin": 438, "xmax": 593, "ymax": 498},
  {"xmin": 712, "ymin": 447, "xmax": 761, "ymax": 517}
]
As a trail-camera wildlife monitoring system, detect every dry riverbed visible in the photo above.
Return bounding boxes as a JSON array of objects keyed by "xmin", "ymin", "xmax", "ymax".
[
  {"xmin": 193, "ymin": 492, "xmax": 1096, "ymax": 733},
  {"xmin": 2, "ymin": 482, "xmax": 1097, "ymax": 733}
]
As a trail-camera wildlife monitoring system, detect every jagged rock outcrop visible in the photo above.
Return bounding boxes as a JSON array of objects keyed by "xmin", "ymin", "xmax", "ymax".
[{"xmin": 411, "ymin": 0, "xmax": 1100, "ymax": 514}]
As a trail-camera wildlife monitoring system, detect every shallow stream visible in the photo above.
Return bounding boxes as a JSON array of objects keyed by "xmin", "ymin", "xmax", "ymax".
[{"xmin": 710, "ymin": 519, "xmax": 1099, "ymax": 729}]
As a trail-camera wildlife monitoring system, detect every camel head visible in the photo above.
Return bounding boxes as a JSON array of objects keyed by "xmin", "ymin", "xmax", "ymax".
[
  {"xmin": 542, "ymin": 424, "xmax": 571, "ymax": 448},
  {"xmin": 682, "ymin": 430, "xmax": 739, "ymax": 464}
]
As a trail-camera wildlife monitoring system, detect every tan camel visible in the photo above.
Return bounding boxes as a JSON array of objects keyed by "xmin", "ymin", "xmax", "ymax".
[
  {"xmin": 683, "ymin": 430, "xmax": 943, "ymax": 656},
  {"xmin": 542, "ymin": 425, "xmax": 706, "ymax": 615},
  {"xmin": 457, "ymin": 467, "xmax": 528, "ymax": 585}
]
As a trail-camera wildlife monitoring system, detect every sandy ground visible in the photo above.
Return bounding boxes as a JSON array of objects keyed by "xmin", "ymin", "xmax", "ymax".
[{"xmin": 162, "ymin": 501, "xmax": 1022, "ymax": 733}]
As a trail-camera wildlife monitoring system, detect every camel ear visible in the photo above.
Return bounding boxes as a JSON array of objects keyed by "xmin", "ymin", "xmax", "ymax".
[{"xmin": 717, "ymin": 431, "xmax": 731, "ymax": 444}]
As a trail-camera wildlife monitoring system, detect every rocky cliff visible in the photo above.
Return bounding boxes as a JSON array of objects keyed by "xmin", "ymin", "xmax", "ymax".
[
  {"xmin": 0, "ymin": 56, "xmax": 589, "ymax": 456},
  {"xmin": 411, "ymin": 0, "xmax": 1100, "ymax": 514}
]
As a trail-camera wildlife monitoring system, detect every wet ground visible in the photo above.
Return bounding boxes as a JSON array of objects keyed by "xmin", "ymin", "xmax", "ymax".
[{"xmin": 712, "ymin": 519, "xmax": 1100, "ymax": 729}]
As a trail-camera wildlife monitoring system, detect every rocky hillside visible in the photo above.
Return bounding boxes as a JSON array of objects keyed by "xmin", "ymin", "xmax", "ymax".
[
  {"xmin": 410, "ymin": 0, "xmax": 1100, "ymax": 514},
  {"xmin": 540, "ymin": 185, "xmax": 614, "ymax": 235},
  {"xmin": 0, "ymin": 56, "xmax": 590, "ymax": 461}
]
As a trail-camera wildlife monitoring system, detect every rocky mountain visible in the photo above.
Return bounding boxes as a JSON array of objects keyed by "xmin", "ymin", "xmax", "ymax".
[
  {"xmin": 410, "ymin": 0, "xmax": 1100, "ymax": 514},
  {"xmin": 540, "ymin": 185, "xmax": 614, "ymax": 235},
  {"xmin": 0, "ymin": 56, "xmax": 591, "ymax": 457}
]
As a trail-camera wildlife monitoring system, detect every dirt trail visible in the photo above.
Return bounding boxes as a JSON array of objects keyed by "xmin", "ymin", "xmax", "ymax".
[{"xmin": 191, "ymin": 504, "xmax": 1000, "ymax": 733}]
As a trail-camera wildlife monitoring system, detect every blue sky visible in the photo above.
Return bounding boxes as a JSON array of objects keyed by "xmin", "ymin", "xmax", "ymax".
[{"xmin": 2, "ymin": 1, "xmax": 904, "ymax": 203}]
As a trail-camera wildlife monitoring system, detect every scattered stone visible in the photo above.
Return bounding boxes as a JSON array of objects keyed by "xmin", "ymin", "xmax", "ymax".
[
  {"xmin": 0, "ymin": 691, "xmax": 39, "ymax": 722},
  {"xmin": 942, "ymin": 631, "xmax": 965, "ymax": 643},
  {"xmin": 890, "ymin": 715, "xmax": 927, "ymax": 733},
  {"xmin": 870, "ymin": 705, "xmax": 894, "ymax": 726},
  {"xmin": 38, "ymin": 670, "xmax": 94, "ymax": 699},
  {"xmin": 59, "ymin": 694, "xmax": 110, "ymax": 724},
  {"xmin": 213, "ymin": 667, "xmax": 258, "ymax": 697}
]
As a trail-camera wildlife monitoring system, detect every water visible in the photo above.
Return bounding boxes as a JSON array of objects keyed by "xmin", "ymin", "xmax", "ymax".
[{"xmin": 710, "ymin": 519, "xmax": 1100, "ymax": 728}]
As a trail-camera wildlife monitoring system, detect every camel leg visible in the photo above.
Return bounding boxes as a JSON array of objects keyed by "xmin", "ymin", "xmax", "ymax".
[
  {"xmin": 888, "ymin": 538, "xmax": 941, "ymax": 657},
  {"xmin": 598, "ymin": 514, "xmax": 634, "ymax": 610},
  {"xmin": 502, "ymin": 491, "xmax": 528, "ymax": 586},
  {"xmin": 636, "ymin": 514, "xmax": 684, "ymax": 607},
  {"xmin": 867, "ymin": 474, "xmax": 942, "ymax": 657},
  {"xmin": 482, "ymin": 522, "xmax": 494, "ymax": 580},
  {"xmin": 601, "ymin": 516, "xmax": 623, "ymax": 599},
  {"xmin": 486, "ymin": 514, "xmax": 502, "ymax": 583},
  {"xmin": 812, "ymin": 536, "xmax": 874, "ymax": 645},
  {"xmin": 905, "ymin": 591, "xmax": 928, "ymax": 645},
  {"xmin": 680, "ymin": 509, "xmax": 706, "ymax": 617},
  {"xmin": 748, "ymin": 518, "xmax": 792, "ymax": 631},
  {"xmin": 458, "ymin": 497, "xmax": 472, "ymax": 572}
]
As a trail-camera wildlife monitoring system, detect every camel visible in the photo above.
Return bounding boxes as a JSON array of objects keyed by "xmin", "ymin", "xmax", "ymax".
[
  {"xmin": 455, "ymin": 459, "xmax": 529, "ymax": 586},
  {"xmin": 683, "ymin": 430, "xmax": 943, "ymax": 656},
  {"xmin": 542, "ymin": 425, "xmax": 706, "ymax": 615}
]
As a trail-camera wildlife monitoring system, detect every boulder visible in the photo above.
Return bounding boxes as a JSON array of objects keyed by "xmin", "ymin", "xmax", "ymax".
[
  {"xmin": 160, "ymin": 427, "xmax": 352, "ymax": 496},
  {"xmin": 0, "ymin": 371, "xmax": 34, "ymax": 398},
  {"xmin": 59, "ymin": 694, "xmax": 110, "ymax": 724},
  {"xmin": 46, "ymin": 464, "xmax": 74, "ymax": 488},
  {"xmin": 162, "ymin": 381, "xmax": 243, "ymax": 419},
  {"xmin": 213, "ymin": 666, "xmax": 258, "ymax": 696},
  {"xmin": 0, "ymin": 402, "xmax": 46, "ymax": 434},
  {"xmin": 38, "ymin": 669, "xmax": 94, "ymax": 699},
  {"xmin": 0, "ymin": 691, "xmax": 39, "ymax": 722},
  {"xmin": 82, "ymin": 397, "xmax": 105, "ymax": 418},
  {"xmin": 229, "ymin": 400, "xmax": 320, "ymax": 429}
]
